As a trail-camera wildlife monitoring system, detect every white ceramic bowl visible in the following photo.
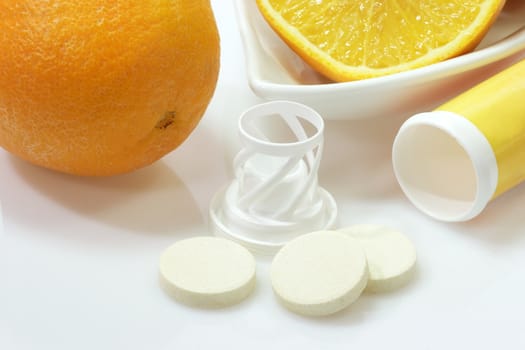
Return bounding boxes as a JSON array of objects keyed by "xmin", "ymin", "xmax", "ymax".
[{"xmin": 235, "ymin": 0, "xmax": 525, "ymax": 120}]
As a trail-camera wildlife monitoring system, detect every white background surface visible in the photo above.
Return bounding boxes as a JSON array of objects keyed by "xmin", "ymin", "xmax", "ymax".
[{"xmin": 2, "ymin": 1, "xmax": 525, "ymax": 349}]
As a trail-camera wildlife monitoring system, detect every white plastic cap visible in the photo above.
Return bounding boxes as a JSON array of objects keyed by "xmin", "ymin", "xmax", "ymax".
[
  {"xmin": 209, "ymin": 101, "xmax": 337, "ymax": 254},
  {"xmin": 392, "ymin": 111, "xmax": 498, "ymax": 222}
]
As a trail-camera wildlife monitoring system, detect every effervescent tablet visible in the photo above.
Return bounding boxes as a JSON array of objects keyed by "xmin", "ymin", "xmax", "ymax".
[
  {"xmin": 271, "ymin": 230, "xmax": 368, "ymax": 316},
  {"xmin": 159, "ymin": 236, "xmax": 256, "ymax": 307},
  {"xmin": 340, "ymin": 224, "xmax": 417, "ymax": 292}
]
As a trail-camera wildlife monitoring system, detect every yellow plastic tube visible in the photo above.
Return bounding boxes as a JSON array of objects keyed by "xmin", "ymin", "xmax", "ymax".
[{"xmin": 392, "ymin": 59, "xmax": 525, "ymax": 221}]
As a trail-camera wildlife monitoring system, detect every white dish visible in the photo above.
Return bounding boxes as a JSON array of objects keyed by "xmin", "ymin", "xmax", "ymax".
[{"xmin": 235, "ymin": 0, "xmax": 525, "ymax": 120}]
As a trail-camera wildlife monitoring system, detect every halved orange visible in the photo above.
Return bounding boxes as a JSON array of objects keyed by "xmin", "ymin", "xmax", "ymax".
[{"xmin": 256, "ymin": 0, "xmax": 506, "ymax": 81}]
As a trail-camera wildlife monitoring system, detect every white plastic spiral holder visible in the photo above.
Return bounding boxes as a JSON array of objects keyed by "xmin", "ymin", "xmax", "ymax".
[{"xmin": 209, "ymin": 101, "xmax": 337, "ymax": 255}]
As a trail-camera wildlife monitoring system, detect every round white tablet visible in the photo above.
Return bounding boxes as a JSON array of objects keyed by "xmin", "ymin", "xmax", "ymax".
[
  {"xmin": 271, "ymin": 230, "xmax": 368, "ymax": 316},
  {"xmin": 159, "ymin": 236, "xmax": 256, "ymax": 308},
  {"xmin": 339, "ymin": 225, "xmax": 417, "ymax": 292}
]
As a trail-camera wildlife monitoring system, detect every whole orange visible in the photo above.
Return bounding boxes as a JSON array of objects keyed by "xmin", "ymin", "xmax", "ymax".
[{"xmin": 0, "ymin": 0, "xmax": 220, "ymax": 176}]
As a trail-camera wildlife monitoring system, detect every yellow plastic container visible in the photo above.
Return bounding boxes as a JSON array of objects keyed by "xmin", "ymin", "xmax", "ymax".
[{"xmin": 393, "ymin": 59, "xmax": 525, "ymax": 221}]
